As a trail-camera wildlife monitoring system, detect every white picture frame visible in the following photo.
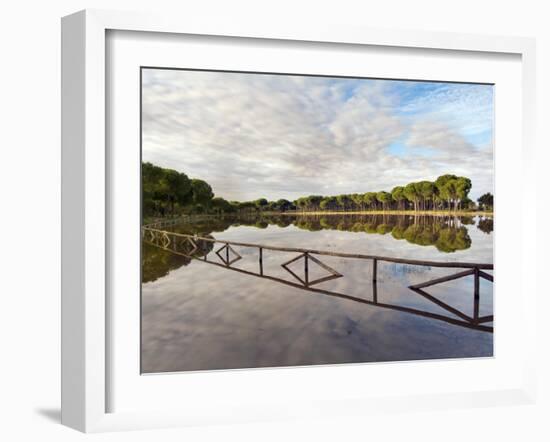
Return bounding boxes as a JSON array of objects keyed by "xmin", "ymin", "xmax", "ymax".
[{"xmin": 61, "ymin": 9, "xmax": 538, "ymax": 433}]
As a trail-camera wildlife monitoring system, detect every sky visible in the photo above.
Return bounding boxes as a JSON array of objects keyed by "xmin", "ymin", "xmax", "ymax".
[{"xmin": 142, "ymin": 69, "xmax": 494, "ymax": 202}]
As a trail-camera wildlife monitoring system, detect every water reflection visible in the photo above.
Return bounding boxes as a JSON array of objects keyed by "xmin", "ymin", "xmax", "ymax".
[
  {"xmin": 143, "ymin": 230, "xmax": 493, "ymax": 333},
  {"xmin": 143, "ymin": 214, "xmax": 493, "ymax": 282},
  {"xmin": 477, "ymin": 217, "xmax": 494, "ymax": 234},
  {"xmin": 142, "ymin": 236, "xmax": 214, "ymax": 283},
  {"xmin": 141, "ymin": 214, "xmax": 494, "ymax": 372},
  {"xmin": 164, "ymin": 214, "xmax": 493, "ymax": 253}
]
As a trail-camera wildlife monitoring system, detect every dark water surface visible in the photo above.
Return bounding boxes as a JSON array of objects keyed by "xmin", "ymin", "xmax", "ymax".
[{"xmin": 141, "ymin": 214, "xmax": 493, "ymax": 373}]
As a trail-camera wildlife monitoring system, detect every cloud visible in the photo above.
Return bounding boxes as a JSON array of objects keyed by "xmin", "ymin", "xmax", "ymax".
[{"xmin": 142, "ymin": 70, "xmax": 494, "ymax": 201}]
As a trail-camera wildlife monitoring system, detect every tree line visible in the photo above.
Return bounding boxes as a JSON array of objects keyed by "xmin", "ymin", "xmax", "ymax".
[
  {"xmin": 293, "ymin": 175, "xmax": 483, "ymax": 212},
  {"xmin": 143, "ymin": 162, "xmax": 214, "ymax": 217},
  {"xmin": 143, "ymin": 162, "xmax": 493, "ymax": 218}
]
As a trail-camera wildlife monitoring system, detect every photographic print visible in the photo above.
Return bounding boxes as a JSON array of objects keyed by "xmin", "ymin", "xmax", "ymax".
[{"xmin": 140, "ymin": 68, "xmax": 494, "ymax": 373}]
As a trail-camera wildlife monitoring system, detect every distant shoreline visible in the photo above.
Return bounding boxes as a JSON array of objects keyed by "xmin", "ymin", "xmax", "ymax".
[
  {"xmin": 262, "ymin": 210, "xmax": 494, "ymax": 217},
  {"xmin": 143, "ymin": 210, "xmax": 494, "ymax": 226}
]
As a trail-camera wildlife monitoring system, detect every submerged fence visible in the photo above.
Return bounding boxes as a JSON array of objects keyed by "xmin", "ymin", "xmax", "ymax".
[{"xmin": 142, "ymin": 226, "xmax": 494, "ymax": 333}]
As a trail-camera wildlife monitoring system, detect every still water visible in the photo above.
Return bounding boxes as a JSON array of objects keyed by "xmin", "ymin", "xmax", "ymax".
[{"xmin": 141, "ymin": 214, "xmax": 494, "ymax": 373}]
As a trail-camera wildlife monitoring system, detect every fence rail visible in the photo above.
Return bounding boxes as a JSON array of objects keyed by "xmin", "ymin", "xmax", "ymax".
[{"xmin": 142, "ymin": 227, "xmax": 493, "ymax": 270}]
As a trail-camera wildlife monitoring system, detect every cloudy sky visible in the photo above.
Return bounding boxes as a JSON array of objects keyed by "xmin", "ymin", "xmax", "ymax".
[{"xmin": 142, "ymin": 69, "xmax": 494, "ymax": 202}]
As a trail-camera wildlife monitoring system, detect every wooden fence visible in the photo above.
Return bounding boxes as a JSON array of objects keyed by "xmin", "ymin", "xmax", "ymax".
[{"xmin": 142, "ymin": 226, "xmax": 494, "ymax": 332}]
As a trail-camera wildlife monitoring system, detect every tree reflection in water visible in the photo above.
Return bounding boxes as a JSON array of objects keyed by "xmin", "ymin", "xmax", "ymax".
[
  {"xmin": 176, "ymin": 214, "xmax": 492, "ymax": 251},
  {"xmin": 142, "ymin": 235, "xmax": 214, "ymax": 283},
  {"xmin": 142, "ymin": 214, "xmax": 492, "ymax": 283},
  {"xmin": 141, "ymin": 219, "xmax": 493, "ymax": 334}
]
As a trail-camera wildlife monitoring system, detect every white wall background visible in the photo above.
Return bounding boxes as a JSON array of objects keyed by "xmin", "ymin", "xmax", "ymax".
[{"xmin": 0, "ymin": 1, "xmax": 547, "ymax": 440}]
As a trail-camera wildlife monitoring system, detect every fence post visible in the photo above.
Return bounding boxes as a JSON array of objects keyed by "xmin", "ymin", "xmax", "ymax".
[
  {"xmin": 474, "ymin": 267, "xmax": 480, "ymax": 299},
  {"xmin": 372, "ymin": 258, "xmax": 378, "ymax": 282},
  {"xmin": 473, "ymin": 295, "xmax": 480, "ymax": 322},
  {"xmin": 304, "ymin": 253, "xmax": 309, "ymax": 286},
  {"xmin": 259, "ymin": 247, "xmax": 263, "ymax": 275}
]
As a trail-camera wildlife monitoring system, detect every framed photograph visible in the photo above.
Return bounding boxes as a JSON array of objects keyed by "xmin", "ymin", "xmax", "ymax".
[{"xmin": 61, "ymin": 9, "xmax": 537, "ymax": 432}]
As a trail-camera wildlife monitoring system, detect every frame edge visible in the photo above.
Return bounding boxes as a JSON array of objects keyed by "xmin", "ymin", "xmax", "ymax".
[
  {"xmin": 61, "ymin": 9, "xmax": 87, "ymax": 432},
  {"xmin": 61, "ymin": 7, "xmax": 538, "ymax": 432},
  {"xmin": 62, "ymin": 9, "xmax": 108, "ymax": 433}
]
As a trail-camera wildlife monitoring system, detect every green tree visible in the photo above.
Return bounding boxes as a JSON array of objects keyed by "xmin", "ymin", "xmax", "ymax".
[
  {"xmin": 295, "ymin": 197, "xmax": 308, "ymax": 212},
  {"xmin": 157, "ymin": 168, "xmax": 192, "ymax": 216},
  {"xmin": 434, "ymin": 174, "xmax": 471, "ymax": 211},
  {"xmin": 142, "ymin": 162, "xmax": 166, "ymax": 216},
  {"xmin": 418, "ymin": 181, "xmax": 436, "ymax": 210},
  {"xmin": 350, "ymin": 193, "xmax": 364, "ymax": 211},
  {"xmin": 362, "ymin": 192, "xmax": 378, "ymax": 210},
  {"xmin": 435, "ymin": 174, "xmax": 458, "ymax": 209},
  {"xmin": 275, "ymin": 199, "xmax": 294, "ymax": 211},
  {"xmin": 336, "ymin": 194, "xmax": 351, "ymax": 211},
  {"xmin": 376, "ymin": 191, "xmax": 393, "ymax": 211},
  {"xmin": 141, "ymin": 163, "xmax": 191, "ymax": 216},
  {"xmin": 320, "ymin": 196, "xmax": 337, "ymax": 211},
  {"xmin": 404, "ymin": 182, "xmax": 420, "ymax": 211},
  {"xmin": 211, "ymin": 197, "xmax": 234, "ymax": 214},
  {"xmin": 455, "ymin": 177, "xmax": 472, "ymax": 210},
  {"xmin": 391, "ymin": 186, "xmax": 406, "ymax": 210},
  {"xmin": 190, "ymin": 179, "xmax": 214, "ymax": 210},
  {"xmin": 477, "ymin": 192, "xmax": 494, "ymax": 211},
  {"xmin": 253, "ymin": 198, "xmax": 269, "ymax": 210},
  {"xmin": 237, "ymin": 201, "xmax": 256, "ymax": 213},
  {"xmin": 306, "ymin": 195, "xmax": 323, "ymax": 211}
]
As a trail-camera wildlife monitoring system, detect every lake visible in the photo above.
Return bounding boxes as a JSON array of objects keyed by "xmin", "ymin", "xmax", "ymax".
[{"xmin": 141, "ymin": 213, "xmax": 494, "ymax": 373}]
